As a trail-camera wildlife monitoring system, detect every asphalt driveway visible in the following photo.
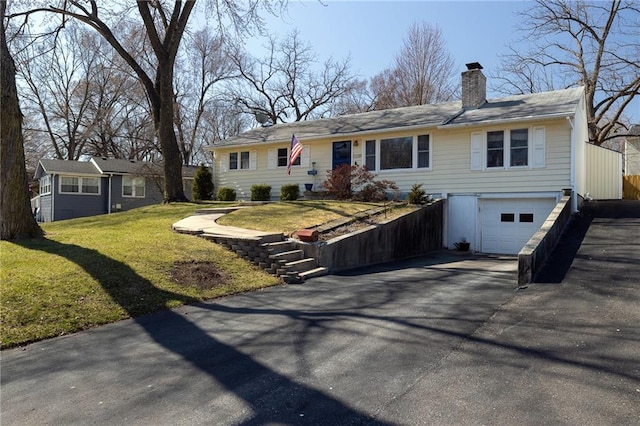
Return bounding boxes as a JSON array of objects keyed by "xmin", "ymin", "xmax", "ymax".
[{"xmin": 2, "ymin": 200, "xmax": 639, "ymax": 425}]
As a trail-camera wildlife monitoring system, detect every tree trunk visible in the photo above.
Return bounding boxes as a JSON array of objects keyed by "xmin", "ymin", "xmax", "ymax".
[
  {"xmin": 155, "ymin": 61, "xmax": 188, "ymax": 202},
  {"xmin": 1, "ymin": 3, "xmax": 44, "ymax": 240}
]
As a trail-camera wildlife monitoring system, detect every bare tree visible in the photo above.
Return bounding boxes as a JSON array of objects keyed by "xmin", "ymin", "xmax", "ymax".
[
  {"xmin": 229, "ymin": 29, "xmax": 357, "ymax": 124},
  {"xmin": 370, "ymin": 22, "xmax": 456, "ymax": 109},
  {"xmin": 12, "ymin": 1, "xmax": 281, "ymax": 201},
  {"xmin": 1, "ymin": 1, "xmax": 43, "ymax": 240},
  {"xmin": 17, "ymin": 23, "xmax": 99, "ymax": 160},
  {"xmin": 493, "ymin": 0, "xmax": 640, "ymax": 145},
  {"xmin": 174, "ymin": 27, "xmax": 235, "ymax": 165}
]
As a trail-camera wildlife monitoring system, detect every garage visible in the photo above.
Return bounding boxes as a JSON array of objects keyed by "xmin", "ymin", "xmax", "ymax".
[{"xmin": 479, "ymin": 198, "xmax": 557, "ymax": 254}]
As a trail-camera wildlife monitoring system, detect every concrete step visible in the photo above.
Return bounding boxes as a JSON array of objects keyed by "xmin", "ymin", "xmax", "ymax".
[
  {"xmin": 270, "ymin": 249, "xmax": 304, "ymax": 263},
  {"xmin": 263, "ymin": 240, "xmax": 295, "ymax": 254},
  {"xmin": 284, "ymin": 258, "xmax": 317, "ymax": 273},
  {"xmin": 299, "ymin": 267, "xmax": 329, "ymax": 280}
]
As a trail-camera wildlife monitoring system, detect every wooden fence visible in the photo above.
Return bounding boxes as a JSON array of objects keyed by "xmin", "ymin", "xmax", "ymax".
[{"xmin": 623, "ymin": 175, "xmax": 640, "ymax": 200}]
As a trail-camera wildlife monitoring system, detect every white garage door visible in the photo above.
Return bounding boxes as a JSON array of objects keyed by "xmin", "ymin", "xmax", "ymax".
[{"xmin": 480, "ymin": 198, "xmax": 556, "ymax": 254}]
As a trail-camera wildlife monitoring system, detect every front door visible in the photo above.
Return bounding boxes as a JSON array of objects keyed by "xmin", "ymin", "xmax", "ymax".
[{"xmin": 332, "ymin": 141, "xmax": 352, "ymax": 169}]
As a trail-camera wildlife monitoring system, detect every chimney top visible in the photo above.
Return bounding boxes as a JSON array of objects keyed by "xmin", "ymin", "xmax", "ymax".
[
  {"xmin": 465, "ymin": 62, "xmax": 483, "ymax": 70},
  {"xmin": 461, "ymin": 62, "xmax": 486, "ymax": 109}
]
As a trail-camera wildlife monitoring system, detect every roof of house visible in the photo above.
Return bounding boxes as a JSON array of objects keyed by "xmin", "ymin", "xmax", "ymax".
[
  {"xmin": 36, "ymin": 159, "xmax": 102, "ymax": 178},
  {"xmin": 212, "ymin": 87, "xmax": 584, "ymax": 148},
  {"xmin": 35, "ymin": 157, "xmax": 199, "ymax": 179}
]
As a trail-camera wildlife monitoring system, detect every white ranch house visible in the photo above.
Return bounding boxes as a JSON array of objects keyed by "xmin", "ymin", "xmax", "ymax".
[{"xmin": 207, "ymin": 63, "xmax": 621, "ymax": 255}]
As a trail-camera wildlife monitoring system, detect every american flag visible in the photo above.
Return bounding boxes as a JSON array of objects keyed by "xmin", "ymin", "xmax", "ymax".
[{"xmin": 287, "ymin": 134, "xmax": 304, "ymax": 175}]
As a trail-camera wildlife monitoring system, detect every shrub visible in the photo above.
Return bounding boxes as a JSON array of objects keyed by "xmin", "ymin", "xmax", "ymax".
[
  {"xmin": 280, "ymin": 183, "xmax": 300, "ymax": 201},
  {"xmin": 191, "ymin": 164, "xmax": 214, "ymax": 201},
  {"xmin": 216, "ymin": 187, "xmax": 236, "ymax": 201},
  {"xmin": 354, "ymin": 181, "xmax": 399, "ymax": 202},
  {"xmin": 407, "ymin": 183, "xmax": 427, "ymax": 205},
  {"xmin": 250, "ymin": 184, "xmax": 271, "ymax": 201},
  {"xmin": 324, "ymin": 164, "xmax": 398, "ymax": 201}
]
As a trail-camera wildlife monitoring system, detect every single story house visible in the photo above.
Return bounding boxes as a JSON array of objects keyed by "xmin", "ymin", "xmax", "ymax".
[
  {"xmin": 207, "ymin": 62, "xmax": 622, "ymax": 255},
  {"xmin": 32, "ymin": 157, "xmax": 198, "ymax": 222}
]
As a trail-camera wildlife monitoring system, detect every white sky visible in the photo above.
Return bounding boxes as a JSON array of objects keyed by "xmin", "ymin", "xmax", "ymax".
[{"xmin": 242, "ymin": 0, "xmax": 640, "ymax": 123}]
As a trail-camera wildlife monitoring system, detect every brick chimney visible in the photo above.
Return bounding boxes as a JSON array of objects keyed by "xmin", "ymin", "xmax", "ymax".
[{"xmin": 461, "ymin": 62, "xmax": 486, "ymax": 109}]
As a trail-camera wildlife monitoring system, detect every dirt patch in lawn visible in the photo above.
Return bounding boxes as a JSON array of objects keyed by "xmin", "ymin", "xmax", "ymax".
[{"xmin": 171, "ymin": 261, "xmax": 231, "ymax": 290}]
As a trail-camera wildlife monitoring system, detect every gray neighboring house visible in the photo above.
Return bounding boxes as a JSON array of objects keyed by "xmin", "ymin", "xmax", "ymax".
[{"xmin": 32, "ymin": 157, "xmax": 198, "ymax": 222}]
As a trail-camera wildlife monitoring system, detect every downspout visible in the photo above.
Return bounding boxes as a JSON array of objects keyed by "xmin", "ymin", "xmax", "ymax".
[
  {"xmin": 51, "ymin": 173, "xmax": 56, "ymax": 222},
  {"xmin": 566, "ymin": 116, "xmax": 578, "ymax": 212},
  {"xmin": 108, "ymin": 174, "xmax": 113, "ymax": 214}
]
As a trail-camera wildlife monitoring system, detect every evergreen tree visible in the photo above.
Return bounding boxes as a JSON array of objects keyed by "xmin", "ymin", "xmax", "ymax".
[{"xmin": 192, "ymin": 164, "xmax": 214, "ymax": 201}]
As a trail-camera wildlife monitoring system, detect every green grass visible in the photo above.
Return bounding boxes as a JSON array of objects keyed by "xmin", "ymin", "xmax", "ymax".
[
  {"xmin": 0, "ymin": 203, "xmax": 280, "ymax": 349},
  {"xmin": 218, "ymin": 200, "xmax": 387, "ymax": 234}
]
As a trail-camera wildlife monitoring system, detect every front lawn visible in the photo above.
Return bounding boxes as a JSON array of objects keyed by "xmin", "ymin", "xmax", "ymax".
[{"xmin": 0, "ymin": 203, "xmax": 280, "ymax": 349}]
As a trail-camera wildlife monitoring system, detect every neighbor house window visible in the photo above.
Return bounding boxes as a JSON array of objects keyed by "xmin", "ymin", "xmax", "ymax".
[
  {"xmin": 277, "ymin": 147, "xmax": 300, "ymax": 167},
  {"xmin": 59, "ymin": 176, "xmax": 100, "ymax": 195},
  {"xmin": 487, "ymin": 131, "xmax": 504, "ymax": 168},
  {"xmin": 60, "ymin": 176, "xmax": 79, "ymax": 193},
  {"xmin": 510, "ymin": 129, "xmax": 529, "ymax": 166},
  {"xmin": 380, "ymin": 136, "xmax": 413, "ymax": 170},
  {"xmin": 229, "ymin": 151, "xmax": 251, "ymax": 170},
  {"xmin": 365, "ymin": 140, "xmax": 376, "ymax": 170},
  {"xmin": 123, "ymin": 176, "xmax": 145, "ymax": 198},
  {"xmin": 40, "ymin": 175, "xmax": 51, "ymax": 195}
]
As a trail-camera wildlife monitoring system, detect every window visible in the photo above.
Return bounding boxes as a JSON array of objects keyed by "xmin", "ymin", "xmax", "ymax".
[
  {"xmin": 366, "ymin": 134, "xmax": 431, "ymax": 171},
  {"xmin": 61, "ymin": 176, "xmax": 79, "ymax": 193},
  {"xmin": 501, "ymin": 213, "xmax": 515, "ymax": 222},
  {"xmin": 487, "ymin": 131, "xmax": 504, "ymax": 168},
  {"xmin": 277, "ymin": 147, "xmax": 300, "ymax": 167},
  {"xmin": 380, "ymin": 136, "xmax": 413, "ymax": 170},
  {"xmin": 240, "ymin": 151, "xmax": 250, "ymax": 169},
  {"xmin": 123, "ymin": 176, "xmax": 145, "ymax": 198},
  {"xmin": 82, "ymin": 177, "xmax": 99, "ymax": 194},
  {"xmin": 365, "ymin": 140, "xmax": 376, "ymax": 170},
  {"xmin": 510, "ymin": 129, "xmax": 529, "ymax": 166},
  {"xmin": 417, "ymin": 135, "xmax": 430, "ymax": 168},
  {"xmin": 277, "ymin": 148, "xmax": 288, "ymax": 167},
  {"xmin": 519, "ymin": 213, "xmax": 534, "ymax": 223},
  {"xmin": 59, "ymin": 176, "xmax": 100, "ymax": 195},
  {"xmin": 229, "ymin": 151, "xmax": 251, "ymax": 170},
  {"xmin": 229, "ymin": 152, "xmax": 238, "ymax": 170},
  {"xmin": 40, "ymin": 175, "xmax": 51, "ymax": 195}
]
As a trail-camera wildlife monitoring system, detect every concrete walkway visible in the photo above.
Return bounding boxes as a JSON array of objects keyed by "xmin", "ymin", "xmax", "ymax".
[{"xmin": 172, "ymin": 207, "xmax": 283, "ymax": 240}]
